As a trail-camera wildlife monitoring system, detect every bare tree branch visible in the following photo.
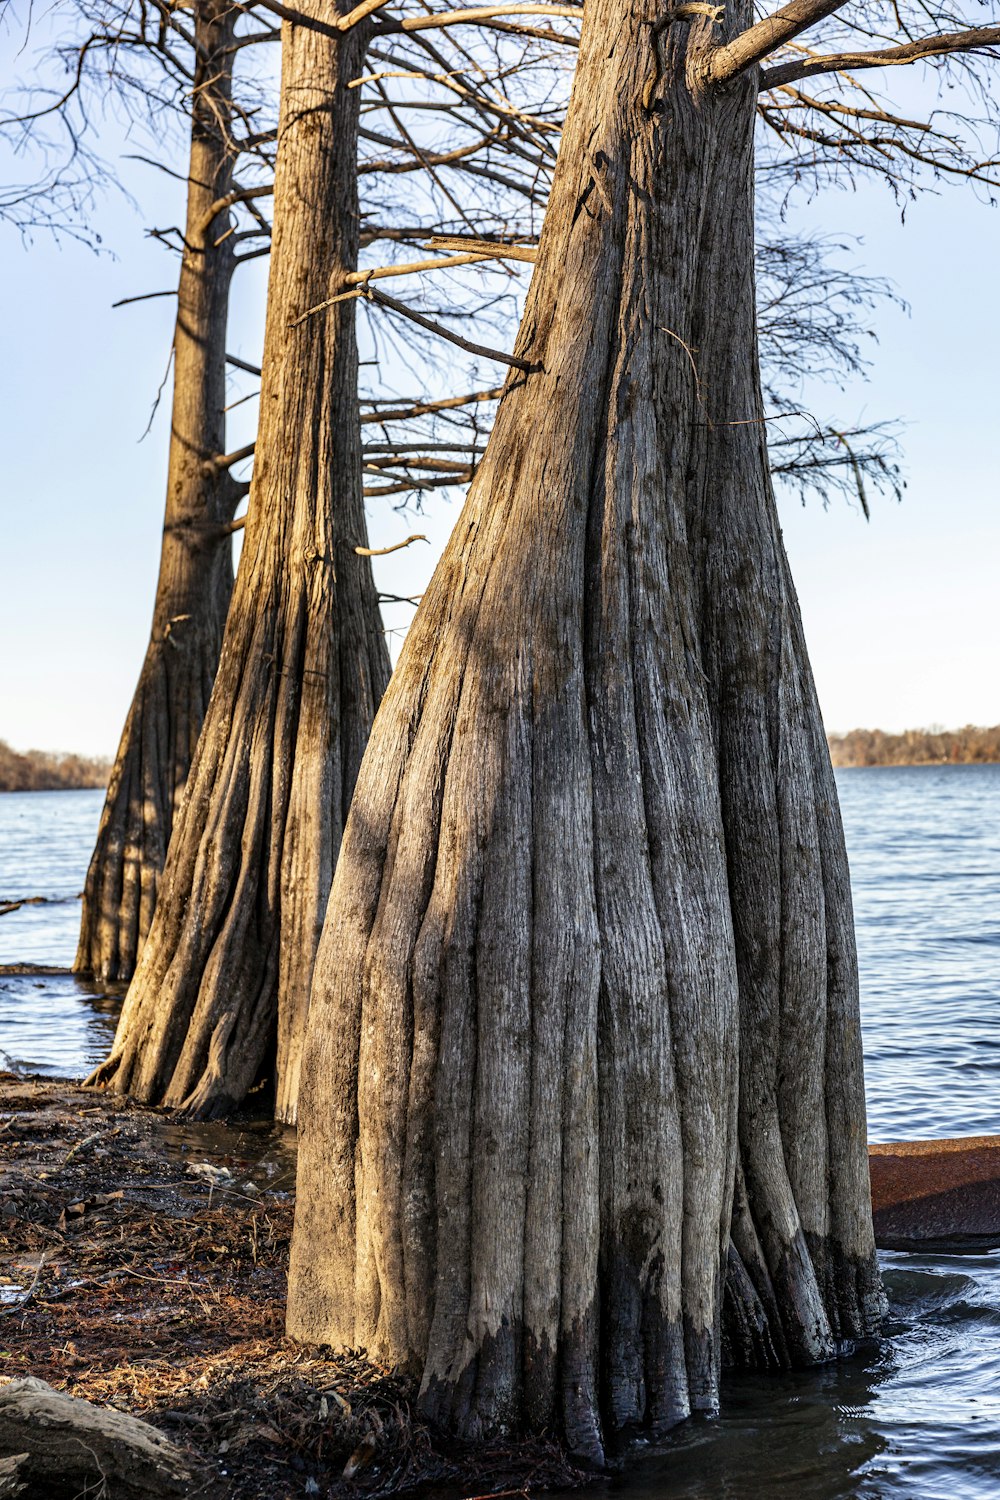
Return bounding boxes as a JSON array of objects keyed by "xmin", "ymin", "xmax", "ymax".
[
  {"xmin": 709, "ymin": 0, "xmax": 851, "ymax": 83},
  {"xmin": 362, "ymin": 283, "xmax": 538, "ymax": 370},
  {"xmin": 227, "ymin": 353, "xmax": 262, "ymax": 376},
  {"xmin": 761, "ymin": 25, "xmax": 1000, "ymax": 88},
  {"xmin": 360, "ymin": 384, "xmax": 504, "ymax": 421},
  {"xmin": 382, "ymin": 3, "xmax": 583, "ymax": 34},
  {"xmin": 354, "ymin": 532, "xmax": 429, "ymax": 554}
]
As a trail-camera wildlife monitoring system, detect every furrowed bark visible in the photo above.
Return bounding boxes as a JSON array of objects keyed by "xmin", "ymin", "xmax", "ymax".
[
  {"xmin": 288, "ymin": 0, "xmax": 883, "ymax": 1456},
  {"xmin": 679, "ymin": 124, "xmax": 884, "ymax": 1355},
  {"xmin": 87, "ymin": 1, "xmax": 389, "ymax": 1123},
  {"xmin": 290, "ymin": 0, "xmax": 731, "ymax": 1452},
  {"xmin": 75, "ymin": 0, "xmax": 239, "ymax": 985}
]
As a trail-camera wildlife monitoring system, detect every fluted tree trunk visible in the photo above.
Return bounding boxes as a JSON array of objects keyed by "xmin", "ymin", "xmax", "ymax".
[
  {"xmin": 75, "ymin": 0, "xmax": 239, "ymax": 984},
  {"xmin": 287, "ymin": 0, "xmax": 882, "ymax": 1459},
  {"xmin": 87, "ymin": 1, "xmax": 389, "ymax": 1123}
]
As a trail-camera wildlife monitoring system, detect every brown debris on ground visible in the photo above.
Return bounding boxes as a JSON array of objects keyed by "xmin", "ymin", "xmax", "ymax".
[{"xmin": 0, "ymin": 1077, "xmax": 584, "ymax": 1500}]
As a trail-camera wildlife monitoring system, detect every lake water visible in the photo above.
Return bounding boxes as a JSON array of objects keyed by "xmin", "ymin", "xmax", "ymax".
[{"xmin": 2, "ymin": 769, "xmax": 1000, "ymax": 1498}]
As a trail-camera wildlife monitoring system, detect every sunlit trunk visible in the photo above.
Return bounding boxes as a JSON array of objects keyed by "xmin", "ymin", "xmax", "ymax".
[
  {"xmin": 288, "ymin": 0, "xmax": 882, "ymax": 1456},
  {"xmin": 88, "ymin": 2, "xmax": 389, "ymax": 1122},
  {"xmin": 75, "ymin": 0, "xmax": 239, "ymax": 983}
]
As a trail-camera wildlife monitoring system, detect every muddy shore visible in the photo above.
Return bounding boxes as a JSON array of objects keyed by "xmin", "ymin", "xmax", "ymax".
[{"xmin": 0, "ymin": 1076, "xmax": 583, "ymax": 1499}]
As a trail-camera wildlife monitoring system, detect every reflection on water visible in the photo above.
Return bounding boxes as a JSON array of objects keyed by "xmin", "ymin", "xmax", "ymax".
[
  {"xmin": 158, "ymin": 1116, "xmax": 298, "ymax": 1193},
  {"xmin": 548, "ymin": 1254, "xmax": 1000, "ymax": 1500},
  {"xmin": 2, "ymin": 772, "xmax": 1000, "ymax": 1498}
]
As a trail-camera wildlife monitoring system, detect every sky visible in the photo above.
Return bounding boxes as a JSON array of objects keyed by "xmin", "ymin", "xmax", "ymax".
[{"xmin": 1, "ymin": 33, "xmax": 998, "ymax": 756}]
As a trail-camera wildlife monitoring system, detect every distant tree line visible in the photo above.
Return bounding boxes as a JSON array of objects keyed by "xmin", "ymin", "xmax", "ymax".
[
  {"xmin": 5, "ymin": 723, "xmax": 998, "ymax": 791},
  {"xmin": 0, "ymin": 741, "xmax": 110, "ymax": 793},
  {"xmin": 829, "ymin": 726, "xmax": 1000, "ymax": 768}
]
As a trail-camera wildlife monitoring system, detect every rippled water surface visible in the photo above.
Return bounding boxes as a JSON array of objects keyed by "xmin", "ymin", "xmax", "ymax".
[
  {"xmin": 841, "ymin": 766, "xmax": 1000, "ymax": 1141},
  {"xmin": 0, "ymin": 788, "xmax": 118, "ymax": 1075},
  {"xmin": 2, "ymin": 769, "xmax": 1000, "ymax": 1498}
]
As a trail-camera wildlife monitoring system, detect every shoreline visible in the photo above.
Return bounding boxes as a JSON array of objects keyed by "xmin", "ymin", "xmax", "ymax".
[
  {"xmin": 4, "ymin": 760, "xmax": 1000, "ymax": 793},
  {"xmin": 6, "ymin": 1074, "xmax": 1000, "ymax": 1498},
  {"xmin": 831, "ymin": 759, "xmax": 1000, "ymax": 770},
  {"xmin": 0, "ymin": 1076, "xmax": 584, "ymax": 1500}
]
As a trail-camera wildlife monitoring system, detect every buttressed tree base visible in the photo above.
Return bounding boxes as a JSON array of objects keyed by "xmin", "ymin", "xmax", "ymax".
[
  {"xmin": 88, "ymin": 0, "xmax": 389, "ymax": 1124},
  {"xmin": 287, "ymin": 0, "xmax": 885, "ymax": 1462}
]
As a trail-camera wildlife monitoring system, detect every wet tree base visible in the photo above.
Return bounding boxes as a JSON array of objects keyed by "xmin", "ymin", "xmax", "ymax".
[{"xmin": 0, "ymin": 1078, "xmax": 586, "ymax": 1500}]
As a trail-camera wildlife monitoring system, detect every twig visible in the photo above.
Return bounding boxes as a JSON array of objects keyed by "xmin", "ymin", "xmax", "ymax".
[
  {"xmin": 112, "ymin": 290, "xmax": 177, "ymax": 309},
  {"xmin": 203, "ymin": 441, "xmax": 256, "ymax": 474},
  {"xmin": 366, "ymin": 457, "xmax": 478, "ymax": 472},
  {"xmin": 462, "ymin": 1489, "xmax": 531, "ymax": 1500},
  {"xmin": 288, "ymin": 288, "xmax": 363, "ymax": 327},
  {"xmin": 197, "ymin": 183, "xmax": 274, "ymax": 237},
  {"xmin": 360, "ymin": 385, "xmax": 503, "ymax": 423},
  {"xmin": 337, "ymin": 0, "xmax": 393, "ymax": 28},
  {"xmin": 758, "ymin": 23, "xmax": 1000, "ymax": 88},
  {"xmin": 363, "ymin": 441, "xmax": 486, "ymax": 453},
  {"xmin": 426, "ymin": 235, "xmax": 538, "ymax": 263},
  {"xmin": 226, "ymin": 354, "xmax": 262, "ymax": 376},
  {"xmin": 365, "ymin": 472, "xmax": 470, "ymax": 495},
  {"xmin": 355, "ymin": 533, "xmax": 429, "ymax": 556},
  {"xmin": 64, "ymin": 1128, "xmax": 117, "ymax": 1164},
  {"xmin": 346, "ymin": 251, "xmax": 494, "ymax": 283},
  {"xmin": 0, "ymin": 1253, "xmax": 48, "ymax": 1318},
  {"xmin": 389, "ymin": 3, "xmax": 583, "ymax": 31},
  {"xmin": 659, "ymin": 325, "xmax": 708, "ymax": 420},
  {"xmin": 235, "ymin": 0, "xmax": 343, "ymax": 43},
  {"xmin": 364, "ymin": 285, "xmax": 537, "ymax": 371},
  {"xmin": 708, "ymin": 0, "xmax": 849, "ymax": 84},
  {"xmin": 37, "ymin": 1267, "xmax": 130, "ymax": 1304}
]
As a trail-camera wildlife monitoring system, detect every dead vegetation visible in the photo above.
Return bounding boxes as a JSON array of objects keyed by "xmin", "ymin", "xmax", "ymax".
[
  {"xmin": 0, "ymin": 1078, "xmax": 584, "ymax": 1499},
  {"xmin": 827, "ymin": 725, "xmax": 1000, "ymax": 769},
  {"xmin": 0, "ymin": 743, "xmax": 110, "ymax": 793}
]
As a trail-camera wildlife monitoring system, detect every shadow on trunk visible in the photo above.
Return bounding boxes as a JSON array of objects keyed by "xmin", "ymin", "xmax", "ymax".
[{"xmin": 287, "ymin": 0, "xmax": 883, "ymax": 1460}]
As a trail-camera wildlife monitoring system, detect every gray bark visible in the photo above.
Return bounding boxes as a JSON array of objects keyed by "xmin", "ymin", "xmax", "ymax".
[
  {"xmin": 288, "ymin": 0, "xmax": 883, "ymax": 1459},
  {"xmin": 75, "ymin": 0, "xmax": 239, "ymax": 984},
  {"xmin": 87, "ymin": 2, "xmax": 389, "ymax": 1123}
]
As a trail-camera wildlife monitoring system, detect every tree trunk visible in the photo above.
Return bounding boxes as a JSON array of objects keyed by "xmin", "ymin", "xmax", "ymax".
[
  {"xmin": 75, "ymin": 0, "xmax": 239, "ymax": 984},
  {"xmin": 287, "ymin": 0, "xmax": 883, "ymax": 1460},
  {"xmin": 87, "ymin": 5, "xmax": 389, "ymax": 1123}
]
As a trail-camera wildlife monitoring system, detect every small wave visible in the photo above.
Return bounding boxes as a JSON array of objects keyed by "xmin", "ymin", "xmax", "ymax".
[{"xmin": 881, "ymin": 1267, "xmax": 980, "ymax": 1315}]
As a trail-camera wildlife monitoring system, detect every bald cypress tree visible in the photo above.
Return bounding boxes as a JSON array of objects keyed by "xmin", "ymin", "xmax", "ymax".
[
  {"xmin": 285, "ymin": 0, "xmax": 1000, "ymax": 1452},
  {"xmin": 88, "ymin": 0, "xmax": 389, "ymax": 1121},
  {"xmin": 75, "ymin": 0, "xmax": 242, "ymax": 983}
]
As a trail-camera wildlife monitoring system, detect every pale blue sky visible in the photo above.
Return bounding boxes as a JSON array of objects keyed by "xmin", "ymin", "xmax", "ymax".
[{"xmin": 1, "ymin": 45, "xmax": 997, "ymax": 755}]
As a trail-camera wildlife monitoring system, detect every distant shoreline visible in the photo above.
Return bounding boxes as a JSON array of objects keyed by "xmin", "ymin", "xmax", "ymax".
[
  {"xmin": 0, "ymin": 741, "xmax": 110, "ymax": 795},
  {"xmin": 828, "ymin": 725, "xmax": 1000, "ymax": 770},
  {"xmin": 834, "ymin": 758, "xmax": 1000, "ymax": 769},
  {"xmin": 3, "ymin": 726, "xmax": 998, "ymax": 789}
]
